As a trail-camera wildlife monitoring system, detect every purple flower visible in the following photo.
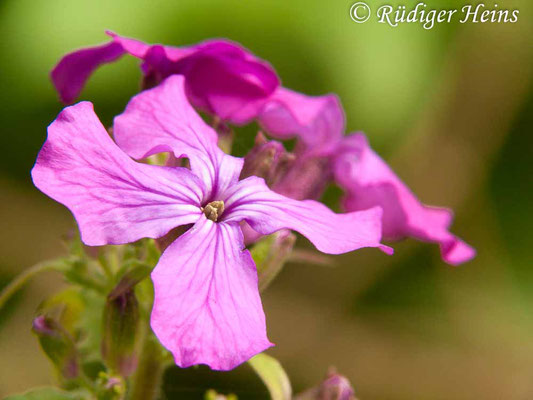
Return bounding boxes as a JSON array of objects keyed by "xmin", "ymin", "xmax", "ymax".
[
  {"xmin": 51, "ymin": 32, "xmax": 279, "ymax": 124},
  {"xmin": 255, "ymin": 91, "xmax": 475, "ymax": 265},
  {"xmin": 257, "ymin": 87, "xmax": 345, "ymax": 153},
  {"xmin": 32, "ymin": 76, "xmax": 390, "ymax": 370},
  {"xmin": 333, "ymin": 133, "xmax": 475, "ymax": 266}
]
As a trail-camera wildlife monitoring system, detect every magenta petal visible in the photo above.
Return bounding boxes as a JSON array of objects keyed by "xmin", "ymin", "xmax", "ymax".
[
  {"xmin": 440, "ymin": 237, "xmax": 476, "ymax": 266},
  {"xmin": 114, "ymin": 75, "xmax": 243, "ymax": 197},
  {"xmin": 51, "ymin": 33, "xmax": 279, "ymax": 123},
  {"xmin": 31, "ymin": 102, "xmax": 205, "ymax": 246},
  {"xmin": 222, "ymin": 176, "xmax": 389, "ymax": 255},
  {"xmin": 51, "ymin": 41, "xmax": 125, "ymax": 104},
  {"xmin": 177, "ymin": 40, "xmax": 280, "ymax": 123},
  {"xmin": 151, "ymin": 217, "xmax": 273, "ymax": 370},
  {"xmin": 334, "ymin": 133, "xmax": 475, "ymax": 265},
  {"xmin": 105, "ymin": 31, "xmax": 153, "ymax": 58},
  {"xmin": 258, "ymin": 88, "xmax": 345, "ymax": 151}
]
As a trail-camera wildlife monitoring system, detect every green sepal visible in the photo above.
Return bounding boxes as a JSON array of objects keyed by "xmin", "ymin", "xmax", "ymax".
[
  {"xmin": 251, "ymin": 231, "xmax": 296, "ymax": 292},
  {"xmin": 101, "ymin": 269, "xmax": 143, "ymax": 377},
  {"xmin": 33, "ymin": 289, "xmax": 87, "ymax": 381}
]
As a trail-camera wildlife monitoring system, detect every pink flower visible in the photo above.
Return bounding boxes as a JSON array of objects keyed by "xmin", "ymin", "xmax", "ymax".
[
  {"xmin": 333, "ymin": 133, "xmax": 475, "ymax": 266},
  {"xmin": 51, "ymin": 32, "xmax": 279, "ymax": 124},
  {"xmin": 255, "ymin": 91, "xmax": 475, "ymax": 265},
  {"xmin": 32, "ymin": 76, "xmax": 389, "ymax": 370},
  {"xmin": 257, "ymin": 87, "xmax": 344, "ymax": 153}
]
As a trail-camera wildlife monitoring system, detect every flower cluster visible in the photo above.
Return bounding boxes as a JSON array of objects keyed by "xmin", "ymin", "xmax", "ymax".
[{"xmin": 33, "ymin": 32, "xmax": 474, "ymax": 372}]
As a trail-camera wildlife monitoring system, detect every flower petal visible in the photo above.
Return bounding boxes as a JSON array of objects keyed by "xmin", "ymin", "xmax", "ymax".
[
  {"xmin": 51, "ymin": 41, "xmax": 126, "ymax": 104},
  {"xmin": 334, "ymin": 133, "xmax": 475, "ymax": 265},
  {"xmin": 51, "ymin": 32, "xmax": 280, "ymax": 123},
  {"xmin": 222, "ymin": 176, "xmax": 390, "ymax": 255},
  {"xmin": 175, "ymin": 40, "xmax": 279, "ymax": 123},
  {"xmin": 258, "ymin": 88, "xmax": 345, "ymax": 152},
  {"xmin": 31, "ymin": 102, "xmax": 205, "ymax": 246},
  {"xmin": 150, "ymin": 217, "xmax": 273, "ymax": 370},
  {"xmin": 114, "ymin": 75, "xmax": 243, "ymax": 198}
]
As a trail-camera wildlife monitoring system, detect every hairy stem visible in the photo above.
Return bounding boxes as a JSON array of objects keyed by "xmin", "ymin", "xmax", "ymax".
[
  {"xmin": 129, "ymin": 332, "xmax": 165, "ymax": 400},
  {"xmin": 0, "ymin": 260, "xmax": 60, "ymax": 310}
]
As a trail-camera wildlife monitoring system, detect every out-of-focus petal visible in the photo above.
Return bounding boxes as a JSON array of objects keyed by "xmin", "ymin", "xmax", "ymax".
[
  {"xmin": 51, "ymin": 41, "xmax": 126, "ymax": 104},
  {"xmin": 114, "ymin": 75, "xmax": 243, "ymax": 198},
  {"xmin": 334, "ymin": 133, "xmax": 475, "ymax": 265},
  {"xmin": 31, "ymin": 102, "xmax": 205, "ymax": 246},
  {"xmin": 222, "ymin": 176, "xmax": 391, "ymax": 255},
  {"xmin": 150, "ymin": 217, "xmax": 273, "ymax": 370},
  {"xmin": 51, "ymin": 32, "xmax": 280, "ymax": 124},
  {"xmin": 105, "ymin": 31, "xmax": 156, "ymax": 58},
  {"xmin": 258, "ymin": 88, "xmax": 345, "ymax": 152},
  {"xmin": 175, "ymin": 40, "xmax": 279, "ymax": 123}
]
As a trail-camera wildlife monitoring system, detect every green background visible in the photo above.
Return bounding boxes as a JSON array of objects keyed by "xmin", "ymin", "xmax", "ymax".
[{"xmin": 0, "ymin": 0, "xmax": 532, "ymax": 398}]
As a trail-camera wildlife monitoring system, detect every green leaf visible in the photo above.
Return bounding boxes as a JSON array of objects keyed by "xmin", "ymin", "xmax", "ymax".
[
  {"xmin": 77, "ymin": 288, "xmax": 105, "ymax": 359},
  {"xmin": 248, "ymin": 353, "xmax": 292, "ymax": 400},
  {"xmin": 4, "ymin": 387, "xmax": 86, "ymax": 400}
]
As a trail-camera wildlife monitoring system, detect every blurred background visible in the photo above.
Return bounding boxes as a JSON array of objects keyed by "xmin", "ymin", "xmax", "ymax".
[{"xmin": 0, "ymin": 0, "xmax": 532, "ymax": 398}]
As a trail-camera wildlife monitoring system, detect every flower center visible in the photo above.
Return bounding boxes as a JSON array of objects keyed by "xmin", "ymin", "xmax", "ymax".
[{"xmin": 202, "ymin": 200, "xmax": 225, "ymax": 222}]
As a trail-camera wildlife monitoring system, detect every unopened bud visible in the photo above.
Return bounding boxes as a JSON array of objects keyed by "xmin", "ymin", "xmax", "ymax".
[
  {"xmin": 273, "ymin": 155, "xmax": 330, "ymax": 200},
  {"xmin": 251, "ymin": 230, "xmax": 296, "ymax": 292},
  {"xmin": 241, "ymin": 132, "xmax": 295, "ymax": 186},
  {"xmin": 155, "ymin": 225, "xmax": 190, "ymax": 252},
  {"xmin": 294, "ymin": 368, "xmax": 357, "ymax": 400},
  {"xmin": 32, "ymin": 315, "xmax": 79, "ymax": 379},
  {"xmin": 320, "ymin": 372, "xmax": 357, "ymax": 400},
  {"xmin": 96, "ymin": 372, "xmax": 126, "ymax": 400},
  {"xmin": 102, "ymin": 278, "xmax": 140, "ymax": 376}
]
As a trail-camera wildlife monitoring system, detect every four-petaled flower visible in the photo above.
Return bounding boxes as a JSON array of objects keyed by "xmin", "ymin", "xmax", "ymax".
[{"xmin": 32, "ymin": 76, "xmax": 391, "ymax": 370}]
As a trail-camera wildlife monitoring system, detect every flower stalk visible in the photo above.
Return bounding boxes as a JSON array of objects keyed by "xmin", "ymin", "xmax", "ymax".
[
  {"xmin": 129, "ymin": 332, "xmax": 166, "ymax": 400},
  {"xmin": 0, "ymin": 260, "xmax": 62, "ymax": 310}
]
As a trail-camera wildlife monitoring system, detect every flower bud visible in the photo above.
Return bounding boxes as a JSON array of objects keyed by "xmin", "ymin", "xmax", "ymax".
[
  {"xmin": 241, "ymin": 132, "xmax": 295, "ymax": 186},
  {"xmin": 294, "ymin": 368, "xmax": 357, "ymax": 400},
  {"xmin": 32, "ymin": 315, "xmax": 79, "ymax": 379},
  {"xmin": 320, "ymin": 372, "xmax": 357, "ymax": 400},
  {"xmin": 252, "ymin": 230, "xmax": 296, "ymax": 292},
  {"xmin": 273, "ymin": 155, "xmax": 331, "ymax": 200},
  {"xmin": 96, "ymin": 371, "xmax": 126, "ymax": 400},
  {"xmin": 156, "ymin": 225, "xmax": 190, "ymax": 252},
  {"xmin": 101, "ymin": 279, "xmax": 140, "ymax": 377}
]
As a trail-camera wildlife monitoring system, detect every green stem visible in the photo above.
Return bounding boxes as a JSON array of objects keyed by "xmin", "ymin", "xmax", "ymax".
[
  {"xmin": 97, "ymin": 252, "xmax": 114, "ymax": 281},
  {"xmin": 129, "ymin": 333, "xmax": 166, "ymax": 400},
  {"xmin": 0, "ymin": 260, "xmax": 60, "ymax": 310}
]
